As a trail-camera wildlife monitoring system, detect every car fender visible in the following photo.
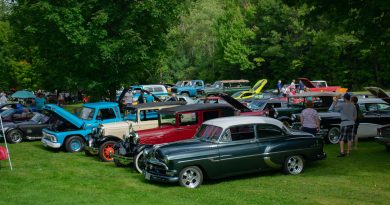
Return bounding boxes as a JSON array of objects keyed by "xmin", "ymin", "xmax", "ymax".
[
  {"xmin": 97, "ymin": 135, "xmax": 122, "ymax": 146},
  {"xmin": 135, "ymin": 144, "xmax": 153, "ymax": 154}
]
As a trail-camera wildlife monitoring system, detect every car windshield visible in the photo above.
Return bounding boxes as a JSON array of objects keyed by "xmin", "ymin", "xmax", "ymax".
[
  {"xmin": 249, "ymin": 101, "xmax": 267, "ymax": 110},
  {"xmin": 194, "ymin": 124, "xmax": 223, "ymax": 142},
  {"xmin": 211, "ymin": 81, "xmax": 222, "ymax": 88},
  {"xmin": 160, "ymin": 113, "xmax": 176, "ymax": 126},
  {"xmin": 30, "ymin": 113, "xmax": 44, "ymax": 122},
  {"xmin": 1, "ymin": 108, "xmax": 15, "ymax": 117},
  {"xmin": 79, "ymin": 107, "xmax": 95, "ymax": 120}
]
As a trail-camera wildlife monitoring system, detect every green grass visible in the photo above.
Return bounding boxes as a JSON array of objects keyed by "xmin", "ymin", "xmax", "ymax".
[{"xmin": 1, "ymin": 141, "xmax": 390, "ymax": 205}]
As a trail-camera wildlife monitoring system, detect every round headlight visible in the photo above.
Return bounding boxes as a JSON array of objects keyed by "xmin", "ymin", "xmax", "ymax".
[
  {"xmin": 99, "ymin": 127, "xmax": 105, "ymax": 136},
  {"xmin": 133, "ymin": 133, "xmax": 139, "ymax": 144}
]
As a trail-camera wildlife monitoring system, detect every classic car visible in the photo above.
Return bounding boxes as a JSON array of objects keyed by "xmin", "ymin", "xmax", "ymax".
[
  {"xmin": 292, "ymin": 98, "xmax": 390, "ymax": 144},
  {"xmin": 111, "ymin": 103, "xmax": 236, "ymax": 173},
  {"xmin": 375, "ymin": 125, "xmax": 390, "ymax": 151},
  {"xmin": 203, "ymin": 93, "xmax": 267, "ymax": 116},
  {"xmin": 84, "ymin": 101, "xmax": 185, "ymax": 162},
  {"xmin": 0, "ymin": 108, "xmax": 34, "ymax": 123},
  {"xmin": 274, "ymin": 92, "xmax": 341, "ymax": 127},
  {"xmin": 231, "ymin": 79, "xmax": 268, "ymax": 100},
  {"xmin": 204, "ymin": 80, "xmax": 251, "ymax": 96},
  {"xmin": 0, "ymin": 112, "xmax": 51, "ymax": 143},
  {"xmin": 41, "ymin": 102, "xmax": 123, "ymax": 152},
  {"xmin": 171, "ymin": 80, "xmax": 205, "ymax": 97},
  {"xmin": 365, "ymin": 87, "xmax": 390, "ymax": 104},
  {"xmin": 143, "ymin": 116, "xmax": 326, "ymax": 188},
  {"xmin": 298, "ymin": 78, "xmax": 348, "ymax": 93}
]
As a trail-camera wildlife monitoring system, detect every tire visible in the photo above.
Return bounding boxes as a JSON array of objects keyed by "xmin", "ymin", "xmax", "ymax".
[
  {"xmin": 113, "ymin": 149, "xmax": 128, "ymax": 167},
  {"xmin": 281, "ymin": 120, "xmax": 291, "ymax": 128},
  {"xmin": 182, "ymin": 92, "xmax": 189, "ymax": 97},
  {"xmin": 98, "ymin": 141, "xmax": 115, "ymax": 162},
  {"xmin": 283, "ymin": 155, "xmax": 305, "ymax": 175},
  {"xmin": 178, "ymin": 166, "xmax": 203, "ymax": 188},
  {"xmin": 327, "ymin": 127, "xmax": 340, "ymax": 144},
  {"xmin": 134, "ymin": 151, "xmax": 146, "ymax": 173},
  {"xmin": 65, "ymin": 136, "xmax": 85, "ymax": 152},
  {"xmin": 6, "ymin": 129, "xmax": 23, "ymax": 144}
]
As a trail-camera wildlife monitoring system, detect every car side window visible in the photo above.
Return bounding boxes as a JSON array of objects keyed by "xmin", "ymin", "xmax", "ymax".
[
  {"xmin": 256, "ymin": 124, "xmax": 283, "ymax": 138},
  {"xmin": 99, "ymin": 108, "xmax": 116, "ymax": 120},
  {"xmin": 154, "ymin": 87, "xmax": 164, "ymax": 92},
  {"xmin": 365, "ymin": 104, "xmax": 378, "ymax": 112},
  {"xmin": 140, "ymin": 109, "xmax": 159, "ymax": 121},
  {"xmin": 272, "ymin": 103, "xmax": 282, "ymax": 108},
  {"xmin": 226, "ymin": 125, "xmax": 255, "ymax": 141},
  {"xmin": 378, "ymin": 103, "xmax": 390, "ymax": 112},
  {"xmin": 179, "ymin": 112, "xmax": 198, "ymax": 126}
]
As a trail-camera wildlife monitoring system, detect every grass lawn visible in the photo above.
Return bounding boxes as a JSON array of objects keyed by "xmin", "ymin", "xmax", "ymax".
[{"xmin": 1, "ymin": 140, "xmax": 389, "ymax": 205}]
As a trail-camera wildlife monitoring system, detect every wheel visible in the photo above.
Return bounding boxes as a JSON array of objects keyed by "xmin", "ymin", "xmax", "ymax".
[
  {"xmin": 98, "ymin": 141, "xmax": 115, "ymax": 162},
  {"xmin": 178, "ymin": 166, "xmax": 203, "ymax": 188},
  {"xmin": 134, "ymin": 151, "xmax": 146, "ymax": 173},
  {"xmin": 327, "ymin": 127, "xmax": 340, "ymax": 144},
  {"xmin": 283, "ymin": 155, "xmax": 305, "ymax": 175},
  {"xmin": 6, "ymin": 129, "xmax": 23, "ymax": 144},
  {"xmin": 281, "ymin": 120, "xmax": 291, "ymax": 128},
  {"xmin": 182, "ymin": 92, "xmax": 189, "ymax": 97},
  {"xmin": 113, "ymin": 149, "xmax": 128, "ymax": 167},
  {"xmin": 65, "ymin": 136, "xmax": 85, "ymax": 152}
]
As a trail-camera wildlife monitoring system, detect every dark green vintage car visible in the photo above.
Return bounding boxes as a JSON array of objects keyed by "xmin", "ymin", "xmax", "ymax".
[{"xmin": 143, "ymin": 116, "xmax": 326, "ymax": 188}]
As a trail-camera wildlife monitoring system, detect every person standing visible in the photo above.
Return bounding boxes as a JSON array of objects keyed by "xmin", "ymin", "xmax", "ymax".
[
  {"xmin": 333, "ymin": 93, "xmax": 356, "ymax": 157},
  {"xmin": 138, "ymin": 90, "xmax": 145, "ymax": 104},
  {"xmin": 145, "ymin": 93, "xmax": 154, "ymax": 103},
  {"xmin": 35, "ymin": 93, "xmax": 46, "ymax": 112},
  {"xmin": 299, "ymin": 80, "xmax": 305, "ymax": 93},
  {"xmin": 290, "ymin": 79, "xmax": 296, "ymax": 89},
  {"xmin": 0, "ymin": 93, "xmax": 7, "ymax": 104},
  {"xmin": 300, "ymin": 100, "xmax": 320, "ymax": 135},
  {"xmin": 277, "ymin": 80, "xmax": 282, "ymax": 96},
  {"xmin": 351, "ymin": 96, "xmax": 362, "ymax": 149}
]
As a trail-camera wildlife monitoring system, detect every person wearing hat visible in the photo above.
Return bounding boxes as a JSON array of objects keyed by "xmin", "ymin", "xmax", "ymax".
[{"xmin": 333, "ymin": 93, "xmax": 357, "ymax": 157}]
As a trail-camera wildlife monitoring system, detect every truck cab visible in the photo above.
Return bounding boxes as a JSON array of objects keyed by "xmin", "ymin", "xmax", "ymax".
[{"xmin": 171, "ymin": 80, "xmax": 205, "ymax": 97}]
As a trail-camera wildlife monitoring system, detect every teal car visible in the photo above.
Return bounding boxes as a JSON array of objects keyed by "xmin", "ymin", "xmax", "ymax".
[
  {"xmin": 143, "ymin": 116, "xmax": 326, "ymax": 188},
  {"xmin": 41, "ymin": 102, "xmax": 122, "ymax": 152}
]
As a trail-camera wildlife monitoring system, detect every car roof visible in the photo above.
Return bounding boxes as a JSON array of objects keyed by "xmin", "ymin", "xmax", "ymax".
[
  {"xmin": 126, "ymin": 101, "xmax": 186, "ymax": 109},
  {"xmin": 217, "ymin": 80, "xmax": 249, "ymax": 83},
  {"xmin": 158, "ymin": 103, "xmax": 235, "ymax": 115},
  {"xmin": 357, "ymin": 98, "xmax": 388, "ymax": 104},
  {"xmin": 83, "ymin": 102, "xmax": 119, "ymax": 108},
  {"xmin": 204, "ymin": 116, "xmax": 284, "ymax": 129}
]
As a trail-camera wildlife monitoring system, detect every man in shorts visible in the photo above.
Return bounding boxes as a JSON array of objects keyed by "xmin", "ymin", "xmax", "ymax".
[{"xmin": 333, "ymin": 93, "xmax": 356, "ymax": 157}]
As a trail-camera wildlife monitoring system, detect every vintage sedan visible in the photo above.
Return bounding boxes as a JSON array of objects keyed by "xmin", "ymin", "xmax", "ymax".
[
  {"xmin": 143, "ymin": 116, "xmax": 326, "ymax": 188},
  {"xmin": 375, "ymin": 125, "xmax": 390, "ymax": 151}
]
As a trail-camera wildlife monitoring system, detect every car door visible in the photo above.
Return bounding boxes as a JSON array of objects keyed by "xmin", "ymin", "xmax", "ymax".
[
  {"xmin": 255, "ymin": 124, "xmax": 287, "ymax": 170},
  {"xmin": 358, "ymin": 103, "xmax": 380, "ymax": 137},
  {"xmin": 165, "ymin": 111, "xmax": 199, "ymax": 142},
  {"xmin": 133, "ymin": 108, "xmax": 159, "ymax": 130},
  {"xmin": 216, "ymin": 124, "xmax": 261, "ymax": 176},
  {"xmin": 378, "ymin": 103, "xmax": 390, "ymax": 124}
]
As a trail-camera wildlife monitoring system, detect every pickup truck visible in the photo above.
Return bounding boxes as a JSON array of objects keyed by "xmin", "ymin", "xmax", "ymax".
[
  {"xmin": 204, "ymin": 80, "xmax": 251, "ymax": 96},
  {"xmin": 298, "ymin": 78, "xmax": 348, "ymax": 93},
  {"xmin": 171, "ymin": 80, "xmax": 205, "ymax": 97}
]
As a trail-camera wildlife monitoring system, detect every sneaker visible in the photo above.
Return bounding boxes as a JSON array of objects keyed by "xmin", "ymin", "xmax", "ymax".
[{"xmin": 337, "ymin": 153, "xmax": 345, "ymax": 157}]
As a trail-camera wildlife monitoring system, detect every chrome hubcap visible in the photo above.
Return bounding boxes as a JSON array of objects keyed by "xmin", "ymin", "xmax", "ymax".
[
  {"xmin": 287, "ymin": 156, "xmax": 303, "ymax": 174},
  {"xmin": 181, "ymin": 169, "xmax": 200, "ymax": 188},
  {"xmin": 11, "ymin": 132, "xmax": 22, "ymax": 142},
  {"xmin": 329, "ymin": 129, "xmax": 340, "ymax": 144}
]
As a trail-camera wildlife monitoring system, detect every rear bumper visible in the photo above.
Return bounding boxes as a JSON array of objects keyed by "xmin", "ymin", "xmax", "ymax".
[{"xmin": 41, "ymin": 138, "xmax": 61, "ymax": 148}]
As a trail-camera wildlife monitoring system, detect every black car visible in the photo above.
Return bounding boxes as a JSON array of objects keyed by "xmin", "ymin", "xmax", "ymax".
[
  {"xmin": 0, "ymin": 112, "xmax": 51, "ymax": 143},
  {"xmin": 375, "ymin": 125, "xmax": 390, "ymax": 151},
  {"xmin": 292, "ymin": 98, "xmax": 390, "ymax": 144}
]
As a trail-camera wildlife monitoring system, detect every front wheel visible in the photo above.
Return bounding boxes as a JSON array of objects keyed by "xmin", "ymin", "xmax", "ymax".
[
  {"xmin": 6, "ymin": 129, "xmax": 23, "ymax": 144},
  {"xmin": 283, "ymin": 155, "xmax": 305, "ymax": 175},
  {"xmin": 134, "ymin": 151, "xmax": 146, "ymax": 173},
  {"xmin": 327, "ymin": 127, "xmax": 340, "ymax": 144},
  {"xmin": 178, "ymin": 166, "xmax": 203, "ymax": 188},
  {"xmin": 65, "ymin": 136, "xmax": 85, "ymax": 152},
  {"xmin": 99, "ymin": 141, "xmax": 116, "ymax": 162}
]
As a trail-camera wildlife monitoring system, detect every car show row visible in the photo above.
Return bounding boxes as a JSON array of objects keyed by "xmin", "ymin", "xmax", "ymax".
[{"xmin": 1, "ymin": 78, "xmax": 389, "ymax": 188}]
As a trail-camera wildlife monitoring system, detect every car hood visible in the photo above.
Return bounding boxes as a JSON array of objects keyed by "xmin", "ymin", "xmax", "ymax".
[
  {"xmin": 365, "ymin": 87, "xmax": 390, "ymax": 98},
  {"xmin": 219, "ymin": 94, "xmax": 252, "ymax": 112},
  {"xmin": 251, "ymin": 79, "xmax": 268, "ymax": 94},
  {"xmin": 298, "ymin": 77, "xmax": 316, "ymax": 88},
  {"xmin": 44, "ymin": 104, "xmax": 84, "ymax": 128},
  {"xmin": 157, "ymin": 138, "xmax": 212, "ymax": 156}
]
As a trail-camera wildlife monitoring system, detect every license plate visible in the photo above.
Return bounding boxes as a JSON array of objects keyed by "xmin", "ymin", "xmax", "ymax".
[{"xmin": 145, "ymin": 172, "xmax": 151, "ymax": 180}]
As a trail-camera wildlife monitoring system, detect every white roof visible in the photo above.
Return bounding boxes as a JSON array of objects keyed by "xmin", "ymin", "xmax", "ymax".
[{"xmin": 203, "ymin": 116, "xmax": 284, "ymax": 129}]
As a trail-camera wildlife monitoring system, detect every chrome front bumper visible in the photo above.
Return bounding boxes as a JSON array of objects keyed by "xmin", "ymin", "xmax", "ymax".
[{"xmin": 41, "ymin": 138, "xmax": 61, "ymax": 148}]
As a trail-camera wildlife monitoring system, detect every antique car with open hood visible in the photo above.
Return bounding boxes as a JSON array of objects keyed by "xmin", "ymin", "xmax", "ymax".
[
  {"xmin": 41, "ymin": 102, "xmax": 123, "ymax": 152},
  {"xmin": 231, "ymin": 79, "xmax": 268, "ymax": 100},
  {"xmin": 111, "ymin": 103, "xmax": 236, "ymax": 173},
  {"xmin": 84, "ymin": 101, "xmax": 185, "ymax": 162},
  {"xmin": 143, "ymin": 116, "xmax": 326, "ymax": 188}
]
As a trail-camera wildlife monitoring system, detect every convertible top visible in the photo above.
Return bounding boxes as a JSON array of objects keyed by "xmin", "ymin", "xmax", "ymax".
[{"xmin": 158, "ymin": 104, "xmax": 235, "ymax": 115}]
